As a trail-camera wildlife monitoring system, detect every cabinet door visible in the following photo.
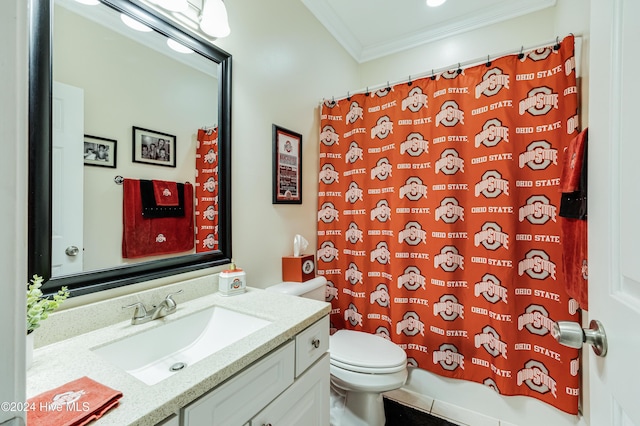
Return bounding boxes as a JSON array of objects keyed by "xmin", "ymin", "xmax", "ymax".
[{"xmin": 251, "ymin": 353, "xmax": 330, "ymax": 426}]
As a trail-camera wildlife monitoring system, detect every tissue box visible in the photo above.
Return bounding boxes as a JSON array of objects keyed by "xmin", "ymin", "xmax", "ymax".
[{"xmin": 282, "ymin": 255, "xmax": 315, "ymax": 282}]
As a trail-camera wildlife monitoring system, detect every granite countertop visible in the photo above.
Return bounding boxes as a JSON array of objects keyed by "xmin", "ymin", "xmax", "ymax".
[{"xmin": 26, "ymin": 287, "xmax": 330, "ymax": 425}]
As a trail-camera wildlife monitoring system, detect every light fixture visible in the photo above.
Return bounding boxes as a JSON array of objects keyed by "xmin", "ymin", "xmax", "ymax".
[
  {"xmin": 200, "ymin": 0, "xmax": 230, "ymax": 38},
  {"xmin": 74, "ymin": 0, "xmax": 100, "ymax": 5},
  {"xmin": 149, "ymin": 0, "xmax": 189, "ymax": 13},
  {"xmin": 120, "ymin": 14, "xmax": 153, "ymax": 32},
  {"xmin": 167, "ymin": 38, "xmax": 194, "ymax": 54},
  {"xmin": 426, "ymin": 0, "xmax": 447, "ymax": 7}
]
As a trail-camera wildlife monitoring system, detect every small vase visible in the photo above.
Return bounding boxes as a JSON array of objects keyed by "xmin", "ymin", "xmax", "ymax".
[{"xmin": 26, "ymin": 332, "xmax": 34, "ymax": 370}]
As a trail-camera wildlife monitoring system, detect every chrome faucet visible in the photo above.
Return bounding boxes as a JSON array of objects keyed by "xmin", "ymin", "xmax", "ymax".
[{"xmin": 123, "ymin": 290, "xmax": 184, "ymax": 325}]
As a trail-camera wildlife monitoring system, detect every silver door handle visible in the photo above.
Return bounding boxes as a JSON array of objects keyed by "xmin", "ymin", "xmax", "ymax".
[
  {"xmin": 552, "ymin": 319, "xmax": 607, "ymax": 357},
  {"xmin": 65, "ymin": 246, "xmax": 80, "ymax": 256}
]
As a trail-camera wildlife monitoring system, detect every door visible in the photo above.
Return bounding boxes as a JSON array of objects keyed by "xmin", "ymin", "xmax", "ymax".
[
  {"xmin": 588, "ymin": 0, "xmax": 640, "ymax": 424},
  {"xmin": 51, "ymin": 82, "xmax": 84, "ymax": 277}
]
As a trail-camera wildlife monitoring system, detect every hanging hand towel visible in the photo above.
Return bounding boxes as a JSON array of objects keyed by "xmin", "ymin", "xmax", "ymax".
[
  {"xmin": 27, "ymin": 376, "xmax": 122, "ymax": 426},
  {"xmin": 152, "ymin": 179, "xmax": 180, "ymax": 206},
  {"xmin": 140, "ymin": 179, "xmax": 185, "ymax": 218},
  {"xmin": 122, "ymin": 178, "xmax": 194, "ymax": 258}
]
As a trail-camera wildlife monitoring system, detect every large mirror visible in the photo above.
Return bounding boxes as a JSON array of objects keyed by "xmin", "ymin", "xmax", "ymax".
[{"xmin": 28, "ymin": 0, "xmax": 232, "ymax": 296}]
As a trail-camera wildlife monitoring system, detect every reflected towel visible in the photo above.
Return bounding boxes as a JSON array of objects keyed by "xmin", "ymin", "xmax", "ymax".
[
  {"xmin": 122, "ymin": 178, "xmax": 194, "ymax": 258},
  {"xmin": 27, "ymin": 376, "xmax": 122, "ymax": 426},
  {"xmin": 140, "ymin": 179, "xmax": 185, "ymax": 218}
]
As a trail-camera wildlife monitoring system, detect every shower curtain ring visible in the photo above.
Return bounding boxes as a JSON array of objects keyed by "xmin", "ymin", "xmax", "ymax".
[
  {"xmin": 456, "ymin": 63, "xmax": 462, "ymax": 74},
  {"xmin": 408, "ymin": 75, "xmax": 412, "ymax": 86},
  {"xmin": 554, "ymin": 36, "xmax": 560, "ymax": 50},
  {"xmin": 486, "ymin": 55, "xmax": 491, "ymax": 67},
  {"xmin": 518, "ymin": 46, "xmax": 525, "ymax": 59},
  {"xmin": 431, "ymin": 69, "xmax": 435, "ymax": 80}
]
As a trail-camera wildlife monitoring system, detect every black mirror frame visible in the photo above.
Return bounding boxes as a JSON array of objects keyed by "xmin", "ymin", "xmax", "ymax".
[{"xmin": 28, "ymin": 0, "xmax": 232, "ymax": 297}]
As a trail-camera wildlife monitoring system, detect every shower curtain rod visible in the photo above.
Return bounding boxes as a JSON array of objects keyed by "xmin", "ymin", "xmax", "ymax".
[{"xmin": 324, "ymin": 33, "xmax": 581, "ymax": 103}]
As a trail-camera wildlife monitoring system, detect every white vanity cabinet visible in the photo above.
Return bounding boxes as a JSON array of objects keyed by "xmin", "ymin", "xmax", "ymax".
[{"xmin": 181, "ymin": 316, "xmax": 329, "ymax": 426}]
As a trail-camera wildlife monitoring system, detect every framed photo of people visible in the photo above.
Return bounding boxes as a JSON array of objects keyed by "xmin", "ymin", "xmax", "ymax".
[
  {"xmin": 132, "ymin": 126, "xmax": 176, "ymax": 167},
  {"xmin": 272, "ymin": 124, "xmax": 302, "ymax": 204},
  {"xmin": 84, "ymin": 135, "xmax": 117, "ymax": 168}
]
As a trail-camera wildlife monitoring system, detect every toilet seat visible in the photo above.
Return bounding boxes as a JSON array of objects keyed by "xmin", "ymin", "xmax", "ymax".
[{"xmin": 330, "ymin": 330, "xmax": 407, "ymax": 374}]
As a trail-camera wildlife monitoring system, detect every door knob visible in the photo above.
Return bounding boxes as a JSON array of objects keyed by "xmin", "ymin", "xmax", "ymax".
[
  {"xmin": 65, "ymin": 246, "xmax": 80, "ymax": 256},
  {"xmin": 552, "ymin": 319, "xmax": 608, "ymax": 357}
]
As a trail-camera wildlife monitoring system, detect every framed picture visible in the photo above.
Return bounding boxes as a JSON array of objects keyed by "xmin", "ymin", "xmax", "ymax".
[
  {"xmin": 132, "ymin": 126, "xmax": 176, "ymax": 167},
  {"xmin": 84, "ymin": 135, "xmax": 117, "ymax": 168},
  {"xmin": 272, "ymin": 124, "xmax": 302, "ymax": 204}
]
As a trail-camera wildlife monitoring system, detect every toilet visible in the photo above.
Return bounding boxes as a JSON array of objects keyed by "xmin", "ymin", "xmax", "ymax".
[{"xmin": 267, "ymin": 277, "xmax": 408, "ymax": 426}]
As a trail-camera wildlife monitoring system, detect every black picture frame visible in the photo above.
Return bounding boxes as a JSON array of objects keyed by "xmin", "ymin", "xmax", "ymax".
[
  {"xmin": 272, "ymin": 124, "xmax": 302, "ymax": 204},
  {"xmin": 132, "ymin": 126, "xmax": 176, "ymax": 167},
  {"xmin": 83, "ymin": 135, "xmax": 117, "ymax": 168}
]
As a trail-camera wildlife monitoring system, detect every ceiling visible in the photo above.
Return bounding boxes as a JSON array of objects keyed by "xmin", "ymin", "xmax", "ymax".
[{"xmin": 301, "ymin": 0, "xmax": 557, "ymax": 63}]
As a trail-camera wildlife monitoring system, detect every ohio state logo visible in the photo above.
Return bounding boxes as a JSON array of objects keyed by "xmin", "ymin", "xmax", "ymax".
[
  {"xmin": 440, "ymin": 68, "xmax": 464, "ymax": 79},
  {"xmin": 202, "ymin": 234, "xmax": 216, "ymax": 249},
  {"xmin": 371, "ymin": 157, "xmax": 393, "ymax": 180},
  {"xmin": 370, "ymin": 199, "xmax": 392, "ymax": 222},
  {"xmin": 436, "ymin": 100, "xmax": 465, "ymax": 127},
  {"xmin": 474, "ymin": 273, "xmax": 508, "ymax": 304},
  {"xmin": 319, "ymin": 163, "xmax": 340, "ymax": 185},
  {"xmin": 320, "ymin": 125, "xmax": 339, "ymax": 146},
  {"xmin": 373, "ymin": 87, "xmax": 393, "ymax": 98},
  {"xmin": 317, "ymin": 241, "xmax": 339, "ymax": 262},
  {"xmin": 375, "ymin": 327, "xmax": 391, "ymax": 340},
  {"xmin": 399, "ymin": 177, "xmax": 428, "ymax": 201},
  {"xmin": 567, "ymin": 114, "xmax": 579, "ymax": 134},
  {"xmin": 204, "ymin": 177, "xmax": 217, "ymax": 192},
  {"xmin": 517, "ymin": 360, "xmax": 557, "ymax": 397},
  {"xmin": 433, "ymin": 295, "xmax": 464, "ymax": 321},
  {"xmin": 398, "ymin": 221, "xmax": 427, "ymax": 245},
  {"xmin": 400, "ymin": 132, "xmax": 429, "ymax": 156},
  {"xmin": 346, "ymin": 102, "xmax": 364, "ymax": 124},
  {"xmin": 370, "ymin": 115, "xmax": 393, "ymax": 139},
  {"xmin": 345, "ymin": 262, "xmax": 363, "ymax": 285},
  {"xmin": 370, "ymin": 283, "xmax": 390, "ymax": 307},
  {"xmin": 397, "ymin": 266, "xmax": 426, "ymax": 291},
  {"xmin": 370, "ymin": 241, "xmax": 391, "ymax": 264},
  {"xmin": 475, "ymin": 68, "xmax": 510, "ymax": 98},
  {"xmin": 475, "ymin": 170, "xmax": 509, "ymax": 198},
  {"xmin": 518, "ymin": 304, "xmax": 553, "ymax": 336},
  {"xmin": 434, "ymin": 246, "xmax": 464, "ymax": 272},
  {"xmin": 475, "ymin": 326, "xmax": 508, "ymax": 359},
  {"xmin": 519, "ymin": 140, "xmax": 558, "ymax": 170},
  {"xmin": 317, "ymin": 202, "xmax": 339, "ymax": 223},
  {"xmin": 435, "ymin": 197, "xmax": 464, "ymax": 223},
  {"xmin": 433, "ymin": 344, "xmax": 464, "ymax": 371},
  {"xmin": 345, "ymin": 182, "xmax": 364, "ymax": 203},
  {"xmin": 402, "ymin": 87, "xmax": 428, "ymax": 112},
  {"xmin": 484, "ymin": 378, "xmax": 500, "ymax": 393},
  {"xmin": 435, "ymin": 148, "xmax": 464, "ymax": 175},
  {"xmin": 345, "ymin": 142, "xmax": 364, "ymax": 164},
  {"xmin": 519, "ymin": 195, "xmax": 557, "ymax": 224},
  {"xmin": 570, "ymin": 358, "xmax": 580, "ymax": 377},
  {"xmin": 519, "ymin": 86, "xmax": 559, "ymax": 116},
  {"xmin": 518, "ymin": 249, "xmax": 556, "ymax": 280},
  {"xmin": 523, "ymin": 47, "xmax": 554, "ymax": 62},
  {"xmin": 204, "ymin": 148, "xmax": 217, "ymax": 164},
  {"xmin": 325, "ymin": 280, "xmax": 338, "ymax": 302},
  {"xmin": 345, "ymin": 303, "xmax": 363, "ymax": 327},
  {"xmin": 565, "ymin": 55, "xmax": 576, "ymax": 76},
  {"xmin": 474, "ymin": 222, "xmax": 509, "ymax": 250},
  {"xmin": 345, "ymin": 222, "xmax": 363, "ymax": 244},
  {"xmin": 475, "ymin": 118, "xmax": 509, "ymax": 148},
  {"xmin": 396, "ymin": 311, "xmax": 425, "ymax": 336}
]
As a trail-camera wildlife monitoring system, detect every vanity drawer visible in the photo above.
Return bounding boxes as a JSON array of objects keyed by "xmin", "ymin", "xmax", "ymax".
[
  {"xmin": 295, "ymin": 316, "xmax": 329, "ymax": 377},
  {"xmin": 181, "ymin": 341, "xmax": 295, "ymax": 426}
]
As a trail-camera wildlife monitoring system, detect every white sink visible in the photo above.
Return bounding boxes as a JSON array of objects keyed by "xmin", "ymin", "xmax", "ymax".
[{"xmin": 92, "ymin": 306, "xmax": 271, "ymax": 385}]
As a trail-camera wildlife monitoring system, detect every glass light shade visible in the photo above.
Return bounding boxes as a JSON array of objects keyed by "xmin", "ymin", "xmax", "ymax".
[
  {"xmin": 74, "ymin": 0, "xmax": 100, "ymax": 5},
  {"xmin": 151, "ymin": 0, "xmax": 189, "ymax": 13},
  {"xmin": 426, "ymin": 0, "xmax": 447, "ymax": 6},
  {"xmin": 167, "ymin": 38, "xmax": 194, "ymax": 54},
  {"xmin": 200, "ymin": 0, "xmax": 230, "ymax": 38},
  {"xmin": 120, "ymin": 14, "xmax": 153, "ymax": 32}
]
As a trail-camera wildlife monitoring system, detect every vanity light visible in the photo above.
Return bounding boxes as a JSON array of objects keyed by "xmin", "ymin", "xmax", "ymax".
[
  {"xmin": 120, "ymin": 14, "xmax": 153, "ymax": 32},
  {"xmin": 200, "ymin": 0, "xmax": 230, "ymax": 38},
  {"xmin": 167, "ymin": 38, "xmax": 194, "ymax": 54},
  {"xmin": 149, "ymin": 0, "xmax": 189, "ymax": 13},
  {"xmin": 426, "ymin": 0, "xmax": 447, "ymax": 6},
  {"xmin": 74, "ymin": 0, "xmax": 100, "ymax": 5}
]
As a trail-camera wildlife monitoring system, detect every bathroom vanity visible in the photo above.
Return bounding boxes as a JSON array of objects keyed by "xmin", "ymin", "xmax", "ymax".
[{"xmin": 26, "ymin": 283, "xmax": 330, "ymax": 425}]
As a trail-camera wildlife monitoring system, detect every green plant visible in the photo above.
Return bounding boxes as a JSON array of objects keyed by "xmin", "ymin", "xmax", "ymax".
[{"xmin": 26, "ymin": 275, "xmax": 69, "ymax": 334}]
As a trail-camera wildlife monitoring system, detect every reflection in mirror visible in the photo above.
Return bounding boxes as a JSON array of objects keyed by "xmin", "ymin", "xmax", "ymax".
[{"xmin": 28, "ymin": 0, "xmax": 232, "ymax": 296}]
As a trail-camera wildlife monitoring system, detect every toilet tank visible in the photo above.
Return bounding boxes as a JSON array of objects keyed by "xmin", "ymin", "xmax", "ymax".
[{"xmin": 266, "ymin": 276, "xmax": 327, "ymax": 301}]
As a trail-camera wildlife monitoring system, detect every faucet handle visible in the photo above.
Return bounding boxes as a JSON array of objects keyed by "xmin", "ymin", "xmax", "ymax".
[
  {"xmin": 164, "ymin": 289, "xmax": 184, "ymax": 309},
  {"xmin": 165, "ymin": 289, "xmax": 184, "ymax": 301},
  {"xmin": 122, "ymin": 302, "xmax": 148, "ymax": 319}
]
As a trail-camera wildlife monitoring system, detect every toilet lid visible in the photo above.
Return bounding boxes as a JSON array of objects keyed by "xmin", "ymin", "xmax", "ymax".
[{"xmin": 330, "ymin": 330, "xmax": 406, "ymax": 373}]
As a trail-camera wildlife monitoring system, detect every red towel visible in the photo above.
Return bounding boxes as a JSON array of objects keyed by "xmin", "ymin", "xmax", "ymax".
[
  {"xmin": 561, "ymin": 217, "xmax": 589, "ymax": 310},
  {"xmin": 27, "ymin": 376, "xmax": 122, "ymax": 426},
  {"xmin": 122, "ymin": 178, "xmax": 195, "ymax": 258},
  {"xmin": 153, "ymin": 180, "xmax": 180, "ymax": 206},
  {"xmin": 559, "ymin": 128, "xmax": 587, "ymax": 193}
]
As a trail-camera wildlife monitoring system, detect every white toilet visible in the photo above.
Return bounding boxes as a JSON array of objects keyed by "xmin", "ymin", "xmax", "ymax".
[{"xmin": 267, "ymin": 277, "xmax": 408, "ymax": 426}]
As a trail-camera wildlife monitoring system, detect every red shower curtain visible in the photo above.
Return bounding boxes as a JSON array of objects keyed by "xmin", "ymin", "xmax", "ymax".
[{"xmin": 317, "ymin": 35, "xmax": 581, "ymax": 414}]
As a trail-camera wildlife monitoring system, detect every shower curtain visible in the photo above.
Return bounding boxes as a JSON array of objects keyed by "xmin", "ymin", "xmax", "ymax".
[
  {"xmin": 195, "ymin": 127, "xmax": 219, "ymax": 252},
  {"xmin": 317, "ymin": 35, "xmax": 581, "ymax": 414}
]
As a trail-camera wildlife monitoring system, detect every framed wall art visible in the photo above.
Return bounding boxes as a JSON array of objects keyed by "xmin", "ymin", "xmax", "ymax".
[
  {"xmin": 272, "ymin": 124, "xmax": 302, "ymax": 204},
  {"xmin": 84, "ymin": 135, "xmax": 117, "ymax": 168},
  {"xmin": 132, "ymin": 126, "xmax": 176, "ymax": 167}
]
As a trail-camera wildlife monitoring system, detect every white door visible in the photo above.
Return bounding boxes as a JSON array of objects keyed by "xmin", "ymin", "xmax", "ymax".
[
  {"xmin": 588, "ymin": 0, "xmax": 640, "ymax": 424},
  {"xmin": 51, "ymin": 82, "xmax": 84, "ymax": 277}
]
